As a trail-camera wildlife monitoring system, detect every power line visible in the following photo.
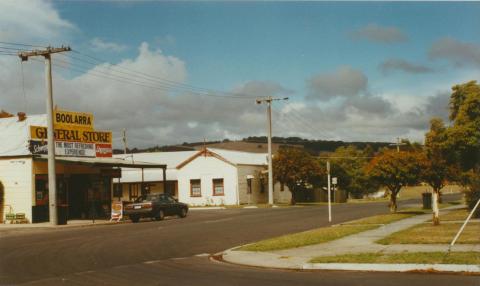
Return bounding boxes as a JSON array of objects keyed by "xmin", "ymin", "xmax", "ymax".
[
  {"xmin": 278, "ymin": 101, "xmax": 338, "ymax": 139},
  {"xmin": 1, "ymin": 41, "xmax": 258, "ymax": 100},
  {"xmin": 0, "ymin": 41, "xmax": 47, "ymax": 48},
  {"xmin": 70, "ymin": 49, "xmax": 256, "ymax": 99},
  {"xmin": 32, "ymin": 57, "xmax": 254, "ymax": 101},
  {"xmin": 272, "ymin": 103, "xmax": 336, "ymax": 140}
]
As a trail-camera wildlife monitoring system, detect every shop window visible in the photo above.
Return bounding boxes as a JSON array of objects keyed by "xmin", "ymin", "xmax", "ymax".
[
  {"xmin": 129, "ymin": 184, "xmax": 140, "ymax": 201},
  {"xmin": 35, "ymin": 175, "xmax": 49, "ymax": 206},
  {"xmin": 213, "ymin": 179, "xmax": 224, "ymax": 196},
  {"xmin": 190, "ymin": 179, "xmax": 201, "ymax": 197}
]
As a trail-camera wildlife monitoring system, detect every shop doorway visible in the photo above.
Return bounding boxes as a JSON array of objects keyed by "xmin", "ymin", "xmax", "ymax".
[
  {"xmin": 68, "ymin": 175, "xmax": 89, "ymax": 219},
  {"xmin": 165, "ymin": 181, "xmax": 177, "ymax": 197}
]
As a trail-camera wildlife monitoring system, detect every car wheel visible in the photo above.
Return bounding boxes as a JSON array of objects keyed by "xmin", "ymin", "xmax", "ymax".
[
  {"xmin": 155, "ymin": 210, "xmax": 165, "ymax": 221},
  {"xmin": 130, "ymin": 215, "xmax": 140, "ymax": 223},
  {"xmin": 178, "ymin": 208, "xmax": 187, "ymax": 218}
]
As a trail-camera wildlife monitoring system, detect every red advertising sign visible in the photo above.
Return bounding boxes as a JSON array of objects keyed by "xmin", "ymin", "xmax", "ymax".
[{"xmin": 96, "ymin": 143, "xmax": 112, "ymax": 157}]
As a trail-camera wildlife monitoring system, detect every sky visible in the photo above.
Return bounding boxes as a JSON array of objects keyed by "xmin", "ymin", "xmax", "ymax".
[{"xmin": 1, "ymin": 1, "xmax": 479, "ymax": 148}]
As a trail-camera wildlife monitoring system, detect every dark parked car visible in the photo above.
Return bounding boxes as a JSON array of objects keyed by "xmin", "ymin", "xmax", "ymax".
[{"xmin": 124, "ymin": 193, "xmax": 188, "ymax": 223}]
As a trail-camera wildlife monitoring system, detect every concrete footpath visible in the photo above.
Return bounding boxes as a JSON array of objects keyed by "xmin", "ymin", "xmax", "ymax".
[{"xmin": 222, "ymin": 206, "xmax": 480, "ymax": 274}]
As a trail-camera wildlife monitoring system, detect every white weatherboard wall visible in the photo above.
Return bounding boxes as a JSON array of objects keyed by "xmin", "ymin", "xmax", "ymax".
[
  {"xmin": 177, "ymin": 155, "xmax": 238, "ymax": 206},
  {"xmin": 0, "ymin": 158, "xmax": 33, "ymax": 222}
]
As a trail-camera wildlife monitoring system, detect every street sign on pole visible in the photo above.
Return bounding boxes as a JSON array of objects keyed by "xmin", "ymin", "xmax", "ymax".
[{"xmin": 332, "ymin": 177, "xmax": 337, "ymax": 185}]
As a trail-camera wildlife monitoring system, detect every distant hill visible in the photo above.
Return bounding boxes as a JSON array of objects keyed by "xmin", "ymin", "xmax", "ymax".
[{"xmin": 114, "ymin": 136, "xmax": 391, "ymax": 155}]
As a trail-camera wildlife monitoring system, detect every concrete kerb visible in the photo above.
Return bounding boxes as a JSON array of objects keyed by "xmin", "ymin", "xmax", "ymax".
[
  {"xmin": 220, "ymin": 248, "xmax": 480, "ymax": 274},
  {"xmin": 302, "ymin": 263, "xmax": 480, "ymax": 274}
]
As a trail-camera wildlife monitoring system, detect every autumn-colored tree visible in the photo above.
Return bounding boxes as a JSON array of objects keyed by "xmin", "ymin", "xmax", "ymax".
[
  {"xmin": 420, "ymin": 118, "xmax": 457, "ymax": 225},
  {"xmin": 273, "ymin": 147, "xmax": 323, "ymax": 205},
  {"xmin": 366, "ymin": 150, "xmax": 422, "ymax": 212}
]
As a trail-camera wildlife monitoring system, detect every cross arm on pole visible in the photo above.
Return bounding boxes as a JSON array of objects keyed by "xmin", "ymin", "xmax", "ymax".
[{"xmin": 18, "ymin": 46, "xmax": 71, "ymax": 61}]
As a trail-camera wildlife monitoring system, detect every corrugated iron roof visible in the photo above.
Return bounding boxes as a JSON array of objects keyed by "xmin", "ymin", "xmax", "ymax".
[{"xmin": 0, "ymin": 114, "xmax": 46, "ymax": 157}]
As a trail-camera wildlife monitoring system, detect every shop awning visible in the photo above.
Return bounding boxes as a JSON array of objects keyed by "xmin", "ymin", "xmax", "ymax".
[{"xmin": 33, "ymin": 155, "xmax": 167, "ymax": 169}]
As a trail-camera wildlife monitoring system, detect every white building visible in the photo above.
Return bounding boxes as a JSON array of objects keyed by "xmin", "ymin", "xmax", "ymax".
[{"xmin": 115, "ymin": 148, "xmax": 291, "ymax": 206}]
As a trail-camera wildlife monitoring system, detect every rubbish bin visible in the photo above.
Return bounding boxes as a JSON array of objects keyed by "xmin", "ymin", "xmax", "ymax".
[
  {"xmin": 57, "ymin": 205, "xmax": 68, "ymax": 225},
  {"xmin": 422, "ymin": 193, "xmax": 432, "ymax": 209}
]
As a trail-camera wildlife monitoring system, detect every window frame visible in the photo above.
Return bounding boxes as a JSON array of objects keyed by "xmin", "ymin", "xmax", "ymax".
[
  {"xmin": 190, "ymin": 179, "xmax": 202, "ymax": 197},
  {"xmin": 212, "ymin": 178, "xmax": 224, "ymax": 196}
]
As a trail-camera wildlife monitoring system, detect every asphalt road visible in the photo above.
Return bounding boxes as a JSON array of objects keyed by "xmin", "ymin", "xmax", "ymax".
[{"xmin": 0, "ymin": 193, "xmax": 477, "ymax": 286}]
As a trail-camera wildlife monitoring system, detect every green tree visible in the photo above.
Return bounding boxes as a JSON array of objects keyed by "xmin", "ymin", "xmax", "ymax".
[
  {"xmin": 445, "ymin": 81, "xmax": 480, "ymax": 216},
  {"xmin": 273, "ymin": 147, "xmax": 323, "ymax": 205},
  {"xmin": 327, "ymin": 145, "xmax": 379, "ymax": 199},
  {"xmin": 366, "ymin": 150, "xmax": 422, "ymax": 212}
]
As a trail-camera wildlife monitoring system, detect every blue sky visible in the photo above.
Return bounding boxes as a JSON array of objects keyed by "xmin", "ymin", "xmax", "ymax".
[
  {"xmin": 1, "ymin": 1, "xmax": 479, "ymax": 147},
  {"xmin": 56, "ymin": 2, "xmax": 480, "ymax": 93}
]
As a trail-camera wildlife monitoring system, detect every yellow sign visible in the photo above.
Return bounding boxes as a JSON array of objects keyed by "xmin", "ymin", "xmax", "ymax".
[
  {"xmin": 54, "ymin": 109, "xmax": 94, "ymax": 130},
  {"xmin": 30, "ymin": 126, "xmax": 112, "ymax": 144}
]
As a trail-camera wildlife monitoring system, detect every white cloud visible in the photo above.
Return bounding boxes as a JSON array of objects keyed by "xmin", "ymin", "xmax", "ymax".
[
  {"xmin": 90, "ymin": 38, "xmax": 128, "ymax": 52},
  {"xmin": 429, "ymin": 37, "xmax": 480, "ymax": 68},
  {"xmin": 350, "ymin": 23, "xmax": 408, "ymax": 44},
  {"xmin": 0, "ymin": 0, "xmax": 74, "ymax": 44},
  {"xmin": 307, "ymin": 66, "xmax": 368, "ymax": 100},
  {"xmin": 379, "ymin": 58, "xmax": 433, "ymax": 75}
]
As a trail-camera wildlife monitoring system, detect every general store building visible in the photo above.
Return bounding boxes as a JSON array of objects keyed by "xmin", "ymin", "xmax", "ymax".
[{"xmin": 0, "ymin": 112, "xmax": 165, "ymax": 223}]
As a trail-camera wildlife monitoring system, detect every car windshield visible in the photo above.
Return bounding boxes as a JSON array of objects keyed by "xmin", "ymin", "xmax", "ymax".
[{"xmin": 134, "ymin": 194, "xmax": 158, "ymax": 203}]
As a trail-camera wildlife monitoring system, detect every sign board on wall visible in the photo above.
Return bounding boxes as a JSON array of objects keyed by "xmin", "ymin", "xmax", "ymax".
[
  {"xmin": 29, "ymin": 109, "xmax": 112, "ymax": 158},
  {"xmin": 29, "ymin": 140, "xmax": 97, "ymax": 157},
  {"xmin": 30, "ymin": 126, "xmax": 112, "ymax": 144},
  {"xmin": 54, "ymin": 109, "xmax": 94, "ymax": 130}
]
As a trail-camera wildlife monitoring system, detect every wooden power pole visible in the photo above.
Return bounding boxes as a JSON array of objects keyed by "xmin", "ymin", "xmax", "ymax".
[
  {"xmin": 256, "ymin": 96, "xmax": 288, "ymax": 205},
  {"xmin": 18, "ymin": 46, "xmax": 71, "ymax": 225}
]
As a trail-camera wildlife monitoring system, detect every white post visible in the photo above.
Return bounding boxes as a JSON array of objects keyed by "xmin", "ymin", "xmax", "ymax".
[
  {"xmin": 45, "ymin": 55, "xmax": 57, "ymax": 225},
  {"xmin": 432, "ymin": 190, "xmax": 439, "ymax": 224},
  {"xmin": 450, "ymin": 198, "xmax": 480, "ymax": 249},
  {"xmin": 327, "ymin": 161, "xmax": 331, "ymax": 222},
  {"xmin": 267, "ymin": 98, "xmax": 274, "ymax": 206}
]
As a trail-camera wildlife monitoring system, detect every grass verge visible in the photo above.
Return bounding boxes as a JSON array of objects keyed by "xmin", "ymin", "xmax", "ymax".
[
  {"xmin": 237, "ymin": 208, "xmax": 424, "ymax": 252},
  {"xmin": 433, "ymin": 208, "xmax": 470, "ymax": 221},
  {"xmin": 377, "ymin": 222, "xmax": 480, "ymax": 245},
  {"xmin": 237, "ymin": 224, "xmax": 376, "ymax": 252},
  {"xmin": 310, "ymin": 251, "xmax": 480, "ymax": 265}
]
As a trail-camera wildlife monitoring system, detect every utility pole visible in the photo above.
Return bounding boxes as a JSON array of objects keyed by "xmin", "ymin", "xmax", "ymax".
[
  {"xmin": 256, "ymin": 96, "xmax": 288, "ymax": 205},
  {"xmin": 122, "ymin": 128, "xmax": 128, "ymax": 154},
  {"xmin": 18, "ymin": 46, "xmax": 71, "ymax": 225},
  {"xmin": 390, "ymin": 137, "xmax": 406, "ymax": 153},
  {"xmin": 327, "ymin": 161, "xmax": 331, "ymax": 222}
]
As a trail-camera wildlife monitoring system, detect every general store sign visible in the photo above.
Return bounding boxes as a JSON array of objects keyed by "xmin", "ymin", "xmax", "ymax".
[{"xmin": 30, "ymin": 126, "xmax": 112, "ymax": 144}]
